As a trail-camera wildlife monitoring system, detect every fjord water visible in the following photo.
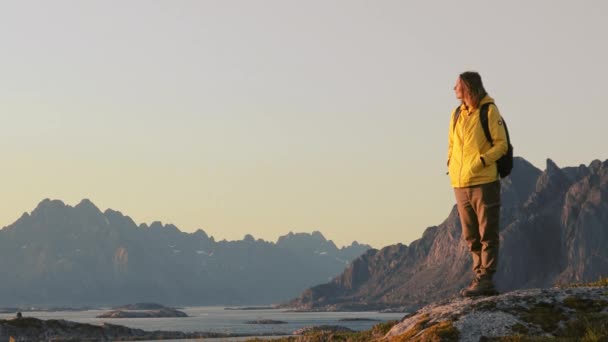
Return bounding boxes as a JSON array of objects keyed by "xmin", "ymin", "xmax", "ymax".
[{"xmin": 0, "ymin": 306, "xmax": 404, "ymax": 336}]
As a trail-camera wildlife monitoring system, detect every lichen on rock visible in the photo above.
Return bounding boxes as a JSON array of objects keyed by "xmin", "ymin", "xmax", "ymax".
[{"xmin": 383, "ymin": 286, "xmax": 608, "ymax": 342}]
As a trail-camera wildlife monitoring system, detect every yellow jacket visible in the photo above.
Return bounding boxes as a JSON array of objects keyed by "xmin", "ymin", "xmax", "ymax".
[{"xmin": 448, "ymin": 95, "xmax": 508, "ymax": 188}]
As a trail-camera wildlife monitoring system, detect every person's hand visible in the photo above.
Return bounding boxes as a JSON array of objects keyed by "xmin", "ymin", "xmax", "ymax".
[{"xmin": 470, "ymin": 156, "xmax": 486, "ymax": 174}]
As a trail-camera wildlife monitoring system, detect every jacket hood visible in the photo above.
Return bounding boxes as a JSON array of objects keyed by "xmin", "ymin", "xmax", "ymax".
[
  {"xmin": 459, "ymin": 95, "xmax": 495, "ymax": 110},
  {"xmin": 480, "ymin": 95, "xmax": 495, "ymax": 105}
]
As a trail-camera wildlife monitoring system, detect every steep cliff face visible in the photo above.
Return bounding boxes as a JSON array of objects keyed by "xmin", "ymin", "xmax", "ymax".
[
  {"xmin": 287, "ymin": 157, "xmax": 608, "ymax": 310},
  {"xmin": 497, "ymin": 158, "xmax": 572, "ymax": 290},
  {"xmin": 558, "ymin": 159, "xmax": 608, "ymax": 283}
]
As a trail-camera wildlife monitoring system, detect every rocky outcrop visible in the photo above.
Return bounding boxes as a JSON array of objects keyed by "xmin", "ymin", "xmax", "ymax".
[
  {"xmin": 383, "ymin": 285, "xmax": 608, "ymax": 341},
  {"xmin": 0, "ymin": 317, "xmax": 257, "ymax": 342},
  {"xmin": 287, "ymin": 157, "xmax": 608, "ymax": 310}
]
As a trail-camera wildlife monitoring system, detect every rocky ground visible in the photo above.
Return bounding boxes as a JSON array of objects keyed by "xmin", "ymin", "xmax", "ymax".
[
  {"xmin": 250, "ymin": 282, "xmax": 608, "ymax": 341},
  {"xmin": 384, "ymin": 285, "xmax": 608, "ymax": 341},
  {"xmin": 2, "ymin": 284, "xmax": 606, "ymax": 341}
]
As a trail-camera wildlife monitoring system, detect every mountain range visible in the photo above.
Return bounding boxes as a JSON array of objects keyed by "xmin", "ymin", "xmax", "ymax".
[
  {"xmin": 0, "ymin": 200, "xmax": 370, "ymax": 307},
  {"xmin": 286, "ymin": 157, "xmax": 608, "ymax": 311}
]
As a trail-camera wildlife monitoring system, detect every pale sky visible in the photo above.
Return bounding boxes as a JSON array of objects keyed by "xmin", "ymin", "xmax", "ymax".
[{"xmin": 1, "ymin": 0, "xmax": 606, "ymax": 248}]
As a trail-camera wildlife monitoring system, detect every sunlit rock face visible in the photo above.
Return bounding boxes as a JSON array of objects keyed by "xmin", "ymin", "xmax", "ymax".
[{"xmin": 287, "ymin": 157, "xmax": 608, "ymax": 311}]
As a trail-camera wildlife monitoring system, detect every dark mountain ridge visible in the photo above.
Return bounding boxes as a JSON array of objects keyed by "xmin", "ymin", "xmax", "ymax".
[
  {"xmin": 0, "ymin": 200, "xmax": 370, "ymax": 307},
  {"xmin": 286, "ymin": 157, "xmax": 608, "ymax": 311}
]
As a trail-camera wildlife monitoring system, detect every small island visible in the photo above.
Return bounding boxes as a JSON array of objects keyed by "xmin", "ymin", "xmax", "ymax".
[
  {"xmin": 293, "ymin": 325, "xmax": 354, "ymax": 335},
  {"xmin": 110, "ymin": 303, "xmax": 169, "ymax": 310},
  {"xmin": 224, "ymin": 306, "xmax": 275, "ymax": 310},
  {"xmin": 97, "ymin": 303, "xmax": 187, "ymax": 318},
  {"xmin": 0, "ymin": 308, "xmax": 18, "ymax": 314},
  {"xmin": 244, "ymin": 319, "xmax": 287, "ymax": 324},
  {"xmin": 0, "ymin": 306, "xmax": 94, "ymax": 313}
]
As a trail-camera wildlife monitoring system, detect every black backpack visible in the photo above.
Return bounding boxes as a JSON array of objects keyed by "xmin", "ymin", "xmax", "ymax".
[{"xmin": 453, "ymin": 103, "xmax": 513, "ymax": 178}]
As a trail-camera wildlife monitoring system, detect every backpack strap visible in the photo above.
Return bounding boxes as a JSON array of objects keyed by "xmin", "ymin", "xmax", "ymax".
[
  {"xmin": 455, "ymin": 103, "xmax": 506, "ymax": 148},
  {"xmin": 480, "ymin": 102, "xmax": 513, "ymax": 156},
  {"xmin": 479, "ymin": 102, "xmax": 494, "ymax": 146},
  {"xmin": 452, "ymin": 106, "xmax": 462, "ymax": 131}
]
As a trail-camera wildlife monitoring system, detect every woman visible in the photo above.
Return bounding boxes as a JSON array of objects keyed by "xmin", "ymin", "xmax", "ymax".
[{"xmin": 447, "ymin": 71, "xmax": 508, "ymax": 297}]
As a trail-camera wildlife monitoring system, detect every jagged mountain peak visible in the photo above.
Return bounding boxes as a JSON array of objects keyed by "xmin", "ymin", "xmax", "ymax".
[
  {"xmin": 349, "ymin": 240, "xmax": 361, "ymax": 248},
  {"xmin": 192, "ymin": 228, "xmax": 210, "ymax": 240},
  {"xmin": 505, "ymin": 156, "xmax": 542, "ymax": 187},
  {"xmin": 103, "ymin": 208, "xmax": 121, "ymax": 216},
  {"xmin": 513, "ymin": 156, "xmax": 540, "ymax": 172},
  {"xmin": 29, "ymin": 198, "xmax": 105, "ymax": 219},
  {"xmin": 589, "ymin": 159, "xmax": 603, "ymax": 173},
  {"xmin": 286, "ymin": 156, "xmax": 608, "ymax": 311},
  {"xmin": 546, "ymin": 157, "xmax": 560, "ymax": 172},
  {"xmin": 311, "ymin": 230, "xmax": 327, "ymax": 241},
  {"xmin": 0, "ymin": 200, "xmax": 372, "ymax": 307},
  {"xmin": 149, "ymin": 221, "xmax": 163, "ymax": 229},
  {"xmin": 103, "ymin": 208, "xmax": 137, "ymax": 229},
  {"xmin": 538, "ymin": 158, "xmax": 570, "ymax": 189},
  {"xmin": 144, "ymin": 221, "xmax": 180, "ymax": 234},
  {"xmin": 32, "ymin": 198, "xmax": 67, "ymax": 213},
  {"xmin": 75, "ymin": 198, "xmax": 100, "ymax": 211},
  {"xmin": 278, "ymin": 231, "xmax": 329, "ymax": 243},
  {"xmin": 24, "ymin": 198, "xmax": 106, "ymax": 231},
  {"xmin": 524, "ymin": 158, "xmax": 572, "ymax": 209}
]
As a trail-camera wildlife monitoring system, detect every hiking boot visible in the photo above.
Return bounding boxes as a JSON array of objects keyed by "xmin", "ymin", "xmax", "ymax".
[{"xmin": 460, "ymin": 277, "xmax": 498, "ymax": 297}]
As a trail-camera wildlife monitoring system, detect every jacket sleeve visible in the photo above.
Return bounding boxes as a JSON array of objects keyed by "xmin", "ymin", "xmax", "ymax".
[
  {"xmin": 480, "ymin": 104, "xmax": 508, "ymax": 164},
  {"xmin": 447, "ymin": 109, "xmax": 455, "ymax": 166}
]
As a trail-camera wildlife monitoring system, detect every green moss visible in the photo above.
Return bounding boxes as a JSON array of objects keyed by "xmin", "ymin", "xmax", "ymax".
[
  {"xmin": 4, "ymin": 317, "xmax": 44, "ymax": 329},
  {"xmin": 387, "ymin": 315, "xmax": 459, "ymax": 342},
  {"xmin": 414, "ymin": 320, "xmax": 459, "ymax": 342},
  {"xmin": 245, "ymin": 320, "xmax": 399, "ymax": 342},
  {"xmin": 388, "ymin": 313, "xmax": 430, "ymax": 341},
  {"xmin": 484, "ymin": 336, "xmax": 553, "ymax": 341},
  {"xmin": 518, "ymin": 302, "xmax": 566, "ymax": 333},
  {"xmin": 563, "ymin": 276, "xmax": 608, "ymax": 288},
  {"xmin": 510, "ymin": 323, "xmax": 529, "ymax": 335},
  {"xmin": 490, "ymin": 312, "xmax": 608, "ymax": 342},
  {"xmin": 556, "ymin": 312, "xmax": 608, "ymax": 341},
  {"xmin": 563, "ymin": 296, "xmax": 608, "ymax": 313},
  {"xmin": 324, "ymin": 320, "xmax": 397, "ymax": 342},
  {"xmin": 474, "ymin": 300, "xmax": 498, "ymax": 312},
  {"xmin": 370, "ymin": 320, "xmax": 399, "ymax": 336}
]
